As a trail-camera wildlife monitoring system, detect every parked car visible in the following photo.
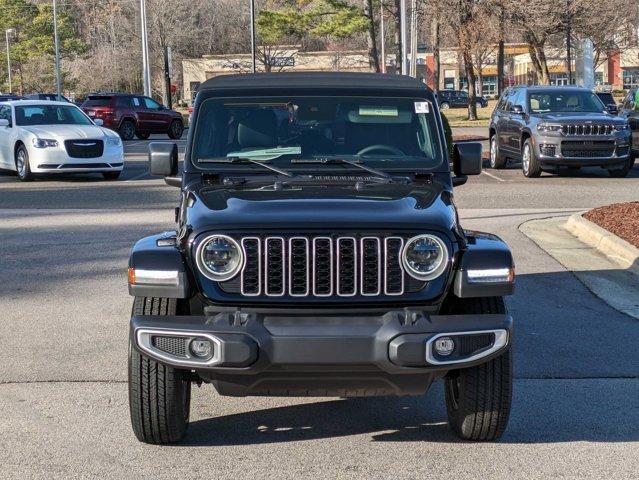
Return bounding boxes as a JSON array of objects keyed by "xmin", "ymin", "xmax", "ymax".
[
  {"xmin": 618, "ymin": 88, "xmax": 639, "ymax": 155},
  {"xmin": 0, "ymin": 100, "xmax": 124, "ymax": 181},
  {"xmin": 595, "ymin": 91, "xmax": 618, "ymax": 114},
  {"xmin": 126, "ymin": 72, "xmax": 515, "ymax": 444},
  {"xmin": 438, "ymin": 89, "xmax": 488, "ymax": 109},
  {"xmin": 488, "ymin": 86, "xmax": 633, "ymax": 177},
  {"xmin": 0, "ymin": 94, "xmax": 25, "ymax": 102},
  {"xmin": 81, "ymin": 93, "xmax": 184, "ymax": 141},
  {"xmin": 24, "ymin": 93, "xmax": 73, "ymax": 103}
]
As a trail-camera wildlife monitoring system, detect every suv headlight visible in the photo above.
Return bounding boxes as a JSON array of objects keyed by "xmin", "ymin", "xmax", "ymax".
[
  {"xmin": 196, "ymin": 234, "xmax": 243, "ymax": 281},
  {"xmin": 106, "ymin": 136, "xmax": 122, "ymax": 147},
  {"xmin": 402, "ymin": 234, "xmax": 449, "ymax": 281},
  {"xmin": 32, "ymin": 138, "xmax": 58, "ymax": 148},
  {"xmin": 613, "ymin": 124, "xmax": 630, "ymax": 132},
  {"xmin": 536, "ymin": 124, "xmax": 562, "ymax": 133}
]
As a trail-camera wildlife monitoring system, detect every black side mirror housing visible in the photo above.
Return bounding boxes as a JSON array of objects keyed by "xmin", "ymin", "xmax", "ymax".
[
  {"xmin": 453, "ymin": 142, "xmax": 482, "ymax": 177},
  {"xmin": 606, "ymin": 104, "xmax": 618, "ymax": 114},
  {"xmin": 149, "ymin": 142, "xmax": 178, "ymax": 177},
  {"xmin": 510, "ymin": 104, "xmax": 524, "ymax": 114}
]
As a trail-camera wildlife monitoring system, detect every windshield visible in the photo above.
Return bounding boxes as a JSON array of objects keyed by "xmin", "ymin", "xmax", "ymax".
[
  {"xmin": 193, "ymin": 96, "xmax": 444, "ymax": 170},
  {"xmin": 15, "ymin": 105, "xmax": 93, "ymax": 126},
  {"xmin": 529, "ymin": 91, "xmax": 605, "ymax": 113}
]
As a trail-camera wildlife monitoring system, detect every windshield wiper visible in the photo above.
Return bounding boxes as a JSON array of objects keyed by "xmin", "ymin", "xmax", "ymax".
[
  {"xmin": 200, "ymin": 156, "xmax": 295, "ymax": 178},
  {"xmin": 291, "ymin": 158, "xmax": 399, "ymax": 183}
]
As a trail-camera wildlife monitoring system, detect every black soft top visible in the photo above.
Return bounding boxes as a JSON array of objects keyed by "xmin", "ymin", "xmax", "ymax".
[{"xmin": 199, "ymin": 72, "xmax": 431, "ymax": 94}]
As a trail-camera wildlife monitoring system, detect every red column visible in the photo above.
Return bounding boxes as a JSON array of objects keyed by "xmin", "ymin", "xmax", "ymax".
[{"xmin": 607, "ymin": 50, "xmax": 621, "ymax": 88}]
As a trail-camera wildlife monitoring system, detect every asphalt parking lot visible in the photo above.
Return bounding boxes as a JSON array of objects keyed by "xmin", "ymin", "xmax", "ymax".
[{"xmin": 1, "ymin": 132, "xmax": 638, "ymax": 479}]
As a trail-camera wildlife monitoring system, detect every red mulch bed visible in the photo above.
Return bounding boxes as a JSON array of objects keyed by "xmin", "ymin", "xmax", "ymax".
[
  {"xmin": 584, "ymin": 202, "xmax": 639, "ymax": 249},
  {"xmin": 452, "ymin": 135, "xmax": 488, "ymax": 142}
]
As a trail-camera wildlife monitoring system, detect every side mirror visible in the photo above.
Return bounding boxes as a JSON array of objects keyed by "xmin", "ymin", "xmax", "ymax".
[
  {"xmin": 510, "ymin": 104, "xmax": 524, "ymax": 115},
  {"xmin": 0, "ymin": 119, "xmax": 9, "ymax": 127},
  {"xmin": 452, "ymin": 142, "xmax": 482, "ymax": 186},
  {"xmin": 94, "ymin": 118, "xmax": 104, "ymax": 126},
  {"xmin": 149, "ymin": 142, "xmax": 178, "ymax": 177},
  {"xmin": 606, "ymin": 104, "xmax": 618, "ymax": 114}
]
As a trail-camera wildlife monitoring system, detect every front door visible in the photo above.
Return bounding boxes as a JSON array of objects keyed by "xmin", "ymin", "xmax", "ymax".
[{"xmin": 0, "ymin": 105, "xmax": 16, "ymax": 169}]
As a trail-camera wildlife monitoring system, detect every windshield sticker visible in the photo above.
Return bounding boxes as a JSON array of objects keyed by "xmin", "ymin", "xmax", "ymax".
[
  {"xmin": 359, "ymin": 106, "xmax": 398, "ymax": 117},
  {"xmin": 226, "ymin": 146, "xmax": 302, "ymax": 161},
  {"xmin": 414, "ymin": 101, "xmax": 429, "ymax": 114}
]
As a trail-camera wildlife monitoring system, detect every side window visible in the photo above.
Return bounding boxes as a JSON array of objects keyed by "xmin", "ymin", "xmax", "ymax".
[
  {"xmin": 0, "ymin": 106, "xmax": 11, "ymax": 126},
  {"xmin": 497, "ymin": 90, "xmax": 508, "ymax": 111},
  {"xmin": 504, "ymin": 90, "xmax": 515, "ymax": 111},
  {"xmin": 132, "ymin": 96, "xmax": 143, "ymax": 108},
  {"xmin": 116, "ymin": 96, "xmax": 132, "ymax": 108},
  {"xmin": 143, "ymin": 97, "xmax": 161, "ymax": 110}
]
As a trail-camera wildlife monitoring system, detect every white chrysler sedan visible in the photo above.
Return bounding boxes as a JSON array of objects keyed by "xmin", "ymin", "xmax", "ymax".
[{"xmin": 0, "ymin": 100, "xmax": 124, "ymax": 181}]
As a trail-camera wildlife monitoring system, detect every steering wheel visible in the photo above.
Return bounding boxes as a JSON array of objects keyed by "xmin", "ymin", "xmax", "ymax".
[{"xmin": 357, "ymin": 144, "xmax": 405, "ymax": 156}]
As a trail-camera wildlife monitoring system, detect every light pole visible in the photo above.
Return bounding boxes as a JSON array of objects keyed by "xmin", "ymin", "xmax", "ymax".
[
  {"xmin": 53, "ymin": 0, "xmax": 62, "ymax": 100},
  {"xmin": 399, "ymin": 0, "xmax": 408, "ymax": 75},
  {"xmin": 380, "ymin": 1, "xmax": 385, "ymax": 73},
  {"xmin": 249, "ymin": 0, "xmax": 256, "ymax": 73},
  {"xmin": 5, "ymin": 28, "xmax": 15, "ymax": 94},
  {"xmin": 140, "ymin": 0, "xmax": 152, "ymax": 96}
]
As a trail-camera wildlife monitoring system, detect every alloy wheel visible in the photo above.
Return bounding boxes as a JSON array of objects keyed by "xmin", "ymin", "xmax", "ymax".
[
  {"xmin": 16, "ymin": 149, "xmax": 26, "ymax": 177},
  {"xmin": 522, "ymin": 144, "xmax": 531, "ymax": 174}
]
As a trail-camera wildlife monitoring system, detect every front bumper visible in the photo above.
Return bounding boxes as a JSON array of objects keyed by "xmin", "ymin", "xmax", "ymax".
[
  {"xmin": 131, "ymin": 310, "xmax": 512, "ymax": 396},
  {"xmin": 29, "ymin": 145, "xmax": 124, "ymax": 174},
  {"xmin": 534, "ymin": 133, "xmax": 631, "ymax": 167}
]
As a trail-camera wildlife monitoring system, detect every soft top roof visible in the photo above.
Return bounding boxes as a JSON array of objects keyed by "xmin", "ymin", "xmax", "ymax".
[{"xmin": 199, "ymin": 72, "xmax": 431, "ymax": 93}]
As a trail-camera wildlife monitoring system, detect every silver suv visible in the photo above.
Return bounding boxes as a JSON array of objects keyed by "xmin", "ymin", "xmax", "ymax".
[{"xmin": 489, "ymin": 86, "xmax": 633, "ymax": 178}]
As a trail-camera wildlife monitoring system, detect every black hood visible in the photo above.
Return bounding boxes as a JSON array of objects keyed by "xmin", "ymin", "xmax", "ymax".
[{"xmin": 186, "ymin": 182, "xmax": 458, "ymax": 239}]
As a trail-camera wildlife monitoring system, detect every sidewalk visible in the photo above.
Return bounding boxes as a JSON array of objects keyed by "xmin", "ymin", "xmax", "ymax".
[{"xmin": 520, "ymin": 215, "xmax": 639, "ymax": 320}]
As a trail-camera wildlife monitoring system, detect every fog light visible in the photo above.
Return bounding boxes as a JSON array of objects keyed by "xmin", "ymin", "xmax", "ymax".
[
  {"xmin": 434, "ymin": 337, "xmax": 455, "ymax": 356},
  {"xmin": 190, "ymin": 338, "xmax": 213, "ymax": 358}
]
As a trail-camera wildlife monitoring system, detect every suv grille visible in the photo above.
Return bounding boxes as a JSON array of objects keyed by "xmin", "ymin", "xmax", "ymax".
[
  {"xmin": 561, "ymin": 124, "xmax": 612, "ymax": 136},
  {"xmin": 561, "ymin": 140, "xmax": 615, "ymax": 158},
  {"xmin": 64, "ymin": 139, "xmax": 104, "ymax": 158},
  {"xmin": 232, "ymin": 235, "xmax": 417, "ymax": 298}
]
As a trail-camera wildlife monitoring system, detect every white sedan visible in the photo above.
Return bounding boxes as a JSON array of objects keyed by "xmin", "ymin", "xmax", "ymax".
[{"xmin": 0, "ymin": 100, "xmax": 124, "ymax": 181}]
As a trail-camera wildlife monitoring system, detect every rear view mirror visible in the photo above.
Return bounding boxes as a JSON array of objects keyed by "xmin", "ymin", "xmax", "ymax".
[
  {"xmin": 453, "ymin": 142, "xmax": 482, "ymax": 177},
  {"xmin": 94, "ymin": 118, "xmax": 104, "ymax": 126},
  {"xmin": 149, "ymin": 142, "xmax": 178, "ymax": 177},
  {"xmin": 0, "ymin": 119, "xmax": 9, "ymax": 127}
]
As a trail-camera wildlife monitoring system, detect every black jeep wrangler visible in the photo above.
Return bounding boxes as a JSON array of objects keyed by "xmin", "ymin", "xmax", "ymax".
[{"xmin": 127, "ymin": 73, "xmax": 515, "ymax": 444}]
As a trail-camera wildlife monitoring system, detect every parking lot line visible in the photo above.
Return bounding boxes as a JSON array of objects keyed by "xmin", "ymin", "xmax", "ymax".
[{"xmin": 481, "ymin": 170, "xmax": 507, "ymax": 182}]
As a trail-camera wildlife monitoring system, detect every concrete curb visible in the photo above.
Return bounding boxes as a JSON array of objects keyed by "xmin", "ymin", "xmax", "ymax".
[{"xmin": 565, "ymin": 213, "xmax": 639, "ymax": 275}]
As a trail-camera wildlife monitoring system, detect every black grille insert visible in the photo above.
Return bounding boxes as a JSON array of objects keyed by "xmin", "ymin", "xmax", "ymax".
[
  {"xmin": 64, "ymin": 139, "xmax": 104, "ymax": 158},
  {"xmin": 152, "ymin": 336, "xmax": 187, "ymax": 357}
]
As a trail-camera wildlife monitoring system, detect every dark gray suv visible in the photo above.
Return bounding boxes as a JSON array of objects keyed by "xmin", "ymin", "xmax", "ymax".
[{"xmin": 489, "ymin": 86, "xmax": 634, "ymax": 178}]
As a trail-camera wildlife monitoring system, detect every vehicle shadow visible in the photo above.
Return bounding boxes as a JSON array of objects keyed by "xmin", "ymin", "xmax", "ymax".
[
  {"xmin": 481, "ymin": 157, "xmax": 639, "ymax": 178},
  {"xmin": 182, "ymin": 374, "xmax": 639, "ymax": 446}
]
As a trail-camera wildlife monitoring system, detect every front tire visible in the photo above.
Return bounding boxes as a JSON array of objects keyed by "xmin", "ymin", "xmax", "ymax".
[
  {"xmin": 129, "ymin": 297, "xmax": 191, "ymax": 444},
  {"xmin": 489, "ymin": 135, "xmax": 507, "ymax": 169},
  {"xmin": 444, "ymin": 297, "xmax": 512, "ymax": 441},
  {"xmin": 608, "ymin": 154, "xmax": 635, "ymax": 178},
  {"xmin": 15, "ymin": 144, "xmax": 34, "ymax": 182},
  {"xmin": 102, "ymin": 171, "xmax": 121, "ymax": 180},
  {"xmin": 440, "ymin": 102, "xmax": 450, "ymax": 110},
  {"xmin": 522, "ymin": 138, "xmax": 542, "ymax": 178}
]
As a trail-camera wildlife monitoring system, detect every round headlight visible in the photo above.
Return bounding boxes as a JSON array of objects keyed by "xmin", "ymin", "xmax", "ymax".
[
  {"xmin": 196, "ymin": 235, "xmax": 243, "ymax": 281},
  {"xmin": 402, "ymin": 234, "xmax": 449, "ymax": 281}
]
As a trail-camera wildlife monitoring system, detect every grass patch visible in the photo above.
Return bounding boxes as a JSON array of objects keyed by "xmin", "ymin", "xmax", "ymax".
[{"xmin": 444, "ymin": 100, "xmax": 496, "ymax": 127}]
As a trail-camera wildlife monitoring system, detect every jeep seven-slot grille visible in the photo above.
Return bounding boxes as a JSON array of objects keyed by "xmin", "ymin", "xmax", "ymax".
[
  {"xmin": 234, "ymin": 235, "xmax": 409, "ymax": 298},
  {"xmin": 561, "ymin": 124, "xmax": 612, "ymax": 136}
]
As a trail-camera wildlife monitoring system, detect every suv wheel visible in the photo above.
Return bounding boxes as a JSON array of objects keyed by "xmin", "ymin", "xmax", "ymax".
[
  {"xmin": 608, "ymin": 154, "xmax": 635, "ymax": 178},
  {"xmin": 489, "ymin": 136, "xmax": 507, "ymax": 169},
  {"xmin": 168, "ymin": 120, "xmax": 184, "ymax": 140},
  {"xmin": 444, "ymin": 297, "xmax": 512, "ymax": 441},
  {"xmin": 119, "ymin": 120, "xmax": 136, "ymax": 141},
  {"xmin": 15, "ymin": 144, "xmax": 34, "ymax": 182},
  {"xmin": 129, "ymin": 297, "xmax": 191, "ymax": 444},
  {"xmin": 440, "ymin": 102, "xmax": 450, "ymax": 110},
  {"xmin": 521, "ymin": 138, "xmax": 542, "ymax": 178}
]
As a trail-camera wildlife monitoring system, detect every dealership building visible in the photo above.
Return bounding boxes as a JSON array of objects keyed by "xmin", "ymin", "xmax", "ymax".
[{"xmin": 182, "ymin": 44, "xmax": 639, "ymax": 101}]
